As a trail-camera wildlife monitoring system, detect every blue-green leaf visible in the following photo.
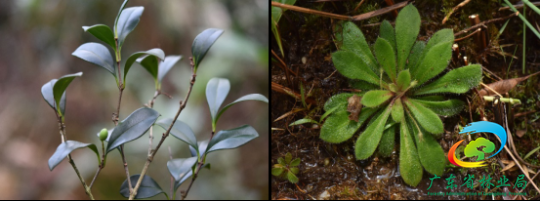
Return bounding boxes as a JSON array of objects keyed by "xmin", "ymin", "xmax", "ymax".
[
  {"xmin": 114, "ymin": 0, "xmax": 130, "ymax": 37},
  {"xmin": 192, "ymin": 28, "xmax": 224, "ymax": 68},
  {"xmin": 206, "ymin": 125, "xmax": 259, "ymax": 153},
  {"xmin": 72, "ymin": 43, "xmax": 115, "ymax": 76},
  {"xmin": 155, "ymin": 118, "xmax": 198, "ymax": 150},
  {"xmin": 82, "ymin": 24, "xmax": 116, "ymax": 50},
  {"xmin": 106, "ymin": 107, "xmax": 160, "ymax": 153},
  {"xmin": 116, "ymin": 6, "xmax": 144, "ymax": 48},
  {"xmin": 48, "ymin": 140, "xmax": 99, "ymax": 171},
  {"xmin": 206, "ymin": 78, "xmax": 230, "ymax": 128},
  {"xmin": 52, "ymin": 72, "xmax": 83, "ymax": 115},
  {"xmin": 167, "ymin": 157, "xmax": 198, "ymax": 182},
  {"xmin": 124, "ymin": 48, "xmax": 165, "ymax": 85},
  {"xmin": 120, "ymin": 174, "xmax": 166, "ymax": 199},
  {"xmin": 41, "ymin": 79, "xmax": 66, "ymax": 115},
  {"xmin": 215, "ymin": 94, "xmax": 268, "ymax": 125},
  {"xmin": 158, "ymin": 55, "xmax": 182, "ymax": 83}
]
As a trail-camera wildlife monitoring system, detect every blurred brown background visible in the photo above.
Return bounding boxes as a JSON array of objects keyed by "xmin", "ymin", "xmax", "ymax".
[{"xmin": 0, "ymin": 0, "xmax": 268, "ymax": 199}]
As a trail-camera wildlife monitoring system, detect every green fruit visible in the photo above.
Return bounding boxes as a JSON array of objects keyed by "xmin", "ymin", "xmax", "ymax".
[{"xmin": 99, "ymin": 128, "xmax": 108, "ymax": 141}]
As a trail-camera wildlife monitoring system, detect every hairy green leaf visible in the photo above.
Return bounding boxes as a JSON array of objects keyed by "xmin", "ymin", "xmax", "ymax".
[
  {"xmin": 379, "ymin": 20, "xmax": 395, "ymax": 48},
  {"xmin": 82, "ymin": 24, "xmax": 116, "ymax": 50},
  {"xmin": 332, "ymin": 50, "xmax": 381, "ymax": 85},
  {"xmin": 355, "ymin": 105, "xmax": 392, "ymax": 159},
  {"xmin": 156, "ymin": 118, "xmax": 198, "ymax": 150},
  {"xmin": 351, "ymin": 80, "xmax": 379, "ymax": 91},
  {"xmin": 216, "ymin": 93, "xmax": 268, "ymax": 125},
  {"xmin": 72, "ymin": 43, "xmax": 115, "ymax": 76},
  {"xmin": 106, "ymin": 107, "xmax": 160, "ymax": 152},
  {"xmin": 48, "ymin": 140, "xmax": 99, "ymax": 171},
  {"xmin": 407, "ymin": 114, "xmax": 446, "ymax": 176},
  {"xmin": 290, "ymin": 158, "xmax": 301, "ymax": 166},
  {"xmin": 287, "ymin": 171, "xmax": 299, "ymax": 183},
  {"xmin": 406, "ymin": 41, "xmax": 425, "ymax": 71},
  {"xmin": 395, "ymin": 4, "xmax": 420, "ymax": 72},
  {"xmin": 272, "ymin": 167, "xmax": 284, "ymax": 176},
  {"xmin": 404, "ymin": 99, "xmax": 443, "ymax": 134},
  {"xmin": 378, "ymin": 125, "xmax": 395, "ymax": 157},
  {"xmin": 391, "ymin": 98, "xmax": 404, "ymax": 122},
  {"xmin": 116, "ymin": 6, "xmax": 144, "ymax": 48},
  {"xmin": 192, "ymin": 28, "xmax": 224, "ymax": 68},
  {"xmin": 334, "ymin": 21, "xmax": 378, "ymax": 73},
  {"xmin": 414, "ymin": 64, "xmax": 482, "ymax": 95},
  {"xmin": 206, "ymin": 125, "xmax": 259, "ymax": 153},
  {"xmin": 412, "ymin": 41, "xmax": 453, "ymax": 85},
  {"xmin": 41, "ymin": 79, "xmax": 66, "ymax": 116},
  {"xmin": 396, "ymin": 69, "xmax": 411, "ymax": 90},
  {"xmin": 285, "ymin": 152, "xmax": 292, "ymax": 164},
  {"xmin": 120, "ymin": 174, "xmax": 166, "ymax": 199},
  {"xmin": 374, "ymin": 37, "xmax": 397, "ymax": 81},
  {"xmin": 320, "ymin": 108, "xmax": 376, "ymax": 143},
  {"xmin": 324, "ymin": 93, "xmax": 353, "ymax": 112},
  {"xmin": 399, "ymin": 119, "xmax": 422, "ymax": 187},
  {"xmin": 361, "ymin": 90, "xmax": 393, "ymax": 107},
  {"xmin": 124, "ymin": 48, "xmax": 165, "ymax": 85},
  {"xmin": 411, "ymin": 98, "xmax": 465, "ymax": 116}
]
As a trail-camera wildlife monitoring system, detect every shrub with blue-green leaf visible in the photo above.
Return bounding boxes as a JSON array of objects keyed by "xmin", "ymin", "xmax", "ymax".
[{"xmin": 320, "ymin": 4, "xmax": 483, "ymax": 187}]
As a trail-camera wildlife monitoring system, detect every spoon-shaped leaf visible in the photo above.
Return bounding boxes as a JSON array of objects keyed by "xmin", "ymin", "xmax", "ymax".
[
  {"xmin": 106, "ymin": 107, "xmax": 160, "ymax": 153},
  {"xmin": 215, "ymin": 93, "xmax": 268, "ymax": 125},
  {"xmin": 167, "ymin": 157, "xmax": 197, "ymax": 181},
  {"xmin": 72, "ymin": 43, "xmax": 115, "ymax": 76},
  {"xmin": 379, "ymin": 20, "xmax": 395, "ymax": 48},
  {"xmin": 332, "ymin": 50, "xmax": 381, "ymax": 85},
  {"xmin": 404, "ymin": 98, "xmax": 443, "ymax": 135},
  {"xmin": 374, "ymin": 37, "xmax": 397, "ymax": 81},
  {"xmin": 48, "ymin": 140, "xmax": 99, "ymax": 171},
  {"xmin": 155, "ymin": 118, "xmax": 198, "ymax": 150},
  {"xmin": 320, "ymin": 108, "xmax": 376, "ymax": 143},
  {"xmin": 413, "ymin": 64, "xmax": 482, "ymax": 95},
  {"xmin": 355, "ymin": 105, "xmax": 392, "ymax": 159},
  {"xmin": 410, "ymin": 98, "xmax": 464, "ymax": 116},
  {"xmin": 116, "ymin": 6, "xmax": 144, "ymax": 48},
  {"xmin": 395, "ymin": 4, "xmax": 420, "ymax": 72},
  {"xmin": 192, "ymin": 28, "xmax": 224, "ymax": 68},
  {"xmin": 120, "ymin": 174, "xmax": 166, "ymax": 199},
  {"xmin": 206, "ymin": 125, "xmax": 259, "ymax": 154},
  {"xmin": 391, "ymin": 98, "xmax": 404, "ymax": 122},
  {"xmin": 407, "ymin": 114, "xmax": 446, "ymax": 176},
  {"xmin": 412, "ymin": 41, "xmax": 453, "ymax": 85},
  {"xmin": 378, "ymin": 125, "xmax": 395, "ymax": 157},
  {"xmin": 334, "ymin": 21, "xmax": 378, "ymax": 73},
  {"xmin": 82, "ymin": 24, "xmax": 116, "ymax": 50},
  {"xmin": 361, "ymin": 90, "xmax": 393, "ymax": 108},
  {"xmin": 53, "ymin": 72, "xmax": 83, "ymax": 115},
  {"xmin": 399, "ymin": 118, "xmax": 423, "ymax": 187},
  {"xmin": 124, "ymin": 48, "xmax": 165, "ymax": 85},
  {"xmin": 396, "ymin": 69, "xmax": 411, "ymax": 91},
  {"xmin": 41, "ymin": 79, "xmax": 66, "ymax": 115},
  {"xmin": 206, "ymin": 78, "xmax": 230, "ymax": 129},
  {"xmin": 158, "ymin": 55, "xmax": 182, "ymax": 83}
]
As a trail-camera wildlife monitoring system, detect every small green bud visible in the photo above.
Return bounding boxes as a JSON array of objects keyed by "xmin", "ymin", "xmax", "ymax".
[{"xmin": 99, "ymin": 128, "xmax": 108, "ymax": 141}]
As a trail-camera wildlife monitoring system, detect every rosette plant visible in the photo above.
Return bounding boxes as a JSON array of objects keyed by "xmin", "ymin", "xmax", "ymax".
[{"xmin": 320, "ymin": 4, "xmax": 482, "ymax": 186}]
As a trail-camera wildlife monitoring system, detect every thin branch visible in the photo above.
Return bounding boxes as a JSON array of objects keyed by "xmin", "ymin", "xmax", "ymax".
[
  {"xmin": 351, "ymin": 1, "xmax": 408, "ymax": 21},
  {"xmin": 454, "ymin": 28, "xmax": 482, "ymax": 42},
  {"xmin": 442, "ymin": 0, "xmax": 472, "ymax": 24},
  {"xmin": 129, "ymin": 57, "xmax": 198, "ymax": 200},
  {"xmin": 353, "ymin": 0, "xmax": 366, "ymax": 13},
  {"xmin": 168, "ymin": 146, "xmax": 174, "ymax": 199},
  {"xmin": 454, "ymin": 12, "xmax": 518, "ymax": 36},
  {"xmin": 181, "ymin": 131, "xmax": 215, "ymax": 200}
]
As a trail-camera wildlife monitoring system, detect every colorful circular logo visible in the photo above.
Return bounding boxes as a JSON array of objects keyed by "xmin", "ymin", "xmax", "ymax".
[{"xmin": 448, "ymin": 121, "xmax": 506, "ymax": 168}]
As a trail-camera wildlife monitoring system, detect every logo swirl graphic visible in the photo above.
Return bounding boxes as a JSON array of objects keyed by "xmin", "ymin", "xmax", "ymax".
[{"xmin": 448, "ymin": 121, "xmax": 506, "ymax": 168}]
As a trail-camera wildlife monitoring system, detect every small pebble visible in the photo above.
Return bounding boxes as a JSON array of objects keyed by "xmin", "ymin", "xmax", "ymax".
[
  {"xmin": 324, "ymin": 158, "xmax": 330, "ymax": 166},
  {"xmin": 319, "ymin": 190, "xmax": 330, "ymax": 200},
  {"xmin": 302, "ymin": 56, "xmax": 307, "ymax": 64}
]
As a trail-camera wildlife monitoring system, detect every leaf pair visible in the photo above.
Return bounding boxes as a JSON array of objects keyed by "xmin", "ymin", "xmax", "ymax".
[
  {"xmin": 137, "ymin": 54, "xmax": 182, "ymax": 90},
  {"xmin": 205, "ymin": 78, "xmax": 268, "ymax": 131},
  {"xmin": 41, "ymin": 72, "xmax": 83, "ymax": 117}
]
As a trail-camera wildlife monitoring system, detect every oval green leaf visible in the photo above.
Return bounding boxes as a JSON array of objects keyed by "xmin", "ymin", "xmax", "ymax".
[
  {"xmin": 379, "ymin": 20, "xmax": 395, "ymax": 48},
  {"xmin": 407, "ymin": 115, "xmax": 446, "ymax": 176},
  {"xmin": 374, "ymin": 37, "xmax": 397, "ymax": 81},
  {"xmin": 192, "ymin": 28, "xmax": 224, "ymax": 68},
  {"xmin": 391, "ymin": 98, "xmax": 404, "ymax": 122},
  {"xmin": 412, "ymin": 41, "xmax": 453, "ymax": 85},
  {"xmin": 395, "ymin": 4, "xmax": 420, "ymax": 72},
  {"xmin": 41, "ymin": 79, "xmax": 66, "ymax": 115},
  {"xmin": 272, "ymin": 167, "xmax": 284, "ymax": 176},
  {"xmin": 136, "ymin": 55, "xmax": 159, "ymax": 81},
  {"xmin": 399, "ymin": 119, "xmax": 423, "ymax": 187},
  {"xmin": 120, "ymin": 174, "xmax": 166, "ymax": 199},
  {"xmin": 355, "ymin": 105, "xmax": 392, "ymax": 160},
  {"xmin": 287, "ymin": 171, "xmax": 299, "ymax": 183},
  {"xmin": 378, "ymin": 125, "xmax": 395, "ymax": 157},
  {"xmin": 320, "ymin": 108, "xmax": 376, "ymax": 143},
  {"xmin": 114, "ymin": 0, "xmax": 130, "ymax": 36},
  {"xmin": 48, "ymin": 140, "xmax": 99, "ymax": 171},
  {"xmin": 396, "ymin": 69, "xmax": 411, "ymax": 91},
  {"xmin": 206, "ymin": 78, "xmax": 230, "ymax": 125},
  {"xmin": 116, "ymin": 6, "xmax": 144, "ymax": 48},
  {"xmin": 410, "ymin": 98, "xmax": 464, "ymax": 116},
  {"xmin": 414, "ymin": 64, "xmax": 483, "ymax": 95},
  {"xmin": 106, "ymin": 107, "xmax": 160, "ymax": 153},
  {"xmin": 404, "ymin": 99, "xmax": 443, "ymax": 134},
  {"xmin": 124, "ymin": 48, "xmax": 165, "ymax": 85},
  {"xmin": 215, "ymin": 93, "xmax": 268, "ymax": 125},
  {"xmin": 206, "ymin": 125, "xmax": 259, "ymax": 153},
  {"xmin": 406, "ymin": 41, "xmax": 425, "ymax": 71},
  {"xmin": 72, "ymin": 43, "xmax": 115, "ymax": 76},
  {"xmin": 361, "ymin": 90, "xmax": 393, "ymax": 108},
  {"xmin": 158, "ymin": 55, "xmax": 182, "ymax": 82},
  {"xmin": 334, "ymin": 21, "xmax": 378, "ymax": 73},
  {"xmin": 53, "ymin": 72, "xmax": 83, "ymax": 115},
  {"xmin": 82, "ymin": 24, "xmax": 116, "ymax": 50},
  {"xmin": 167, "ymin": 156, "xmax": 198, "ymax": 181},
  {"xmin": 155, "ymin": 118, "xmax": 198, "ymax": 150},
  {"xmin": 332, "ymin": 50, "xmax": 380, "ymax": 85}
]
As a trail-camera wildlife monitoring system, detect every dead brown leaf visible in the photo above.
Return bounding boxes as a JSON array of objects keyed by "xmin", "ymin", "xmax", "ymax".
[
  {"xmin": 516, "ymin": 129, "xmax": 527, "ymax": 138},
  {"xmin": 478, "ymin": 71, "xmax": 540, "ymax": 96},
  {"xmin": 501, "ymin": 160, "xmax": 517, "ymax": 172},
  {"xmin": 347, "ymin": 95, "xmax": 362, "ymax": 122}
]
